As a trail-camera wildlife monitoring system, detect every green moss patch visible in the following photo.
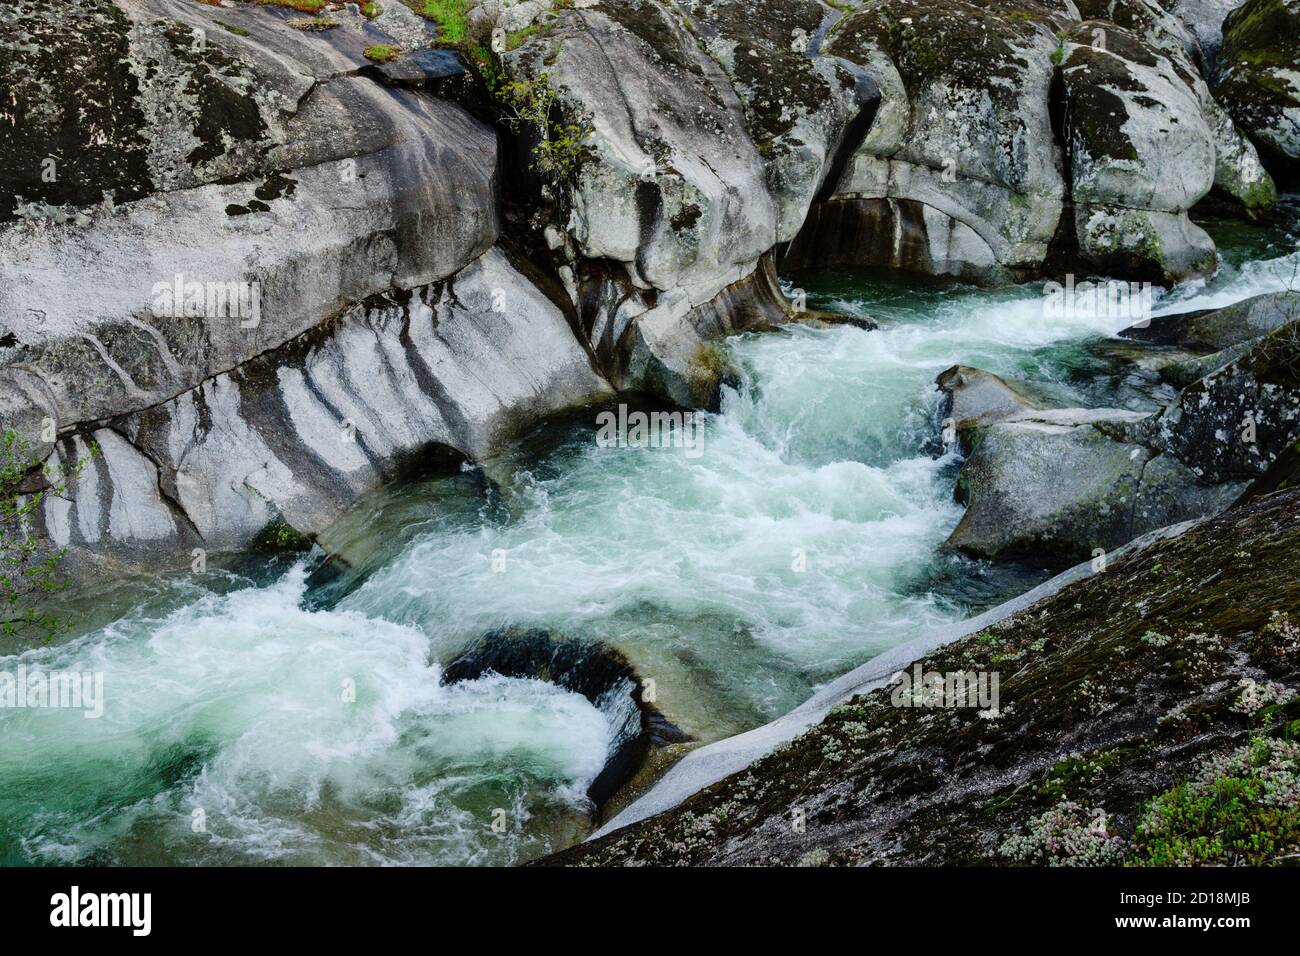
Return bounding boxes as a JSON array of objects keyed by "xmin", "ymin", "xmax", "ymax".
[{"xmin": 363, "ymin": 44, "xmax": 402, "ymax": 63}]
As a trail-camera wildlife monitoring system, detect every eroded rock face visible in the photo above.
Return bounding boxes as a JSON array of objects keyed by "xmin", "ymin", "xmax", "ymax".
[
  {"xmin": 1, "ymin": 1, "xmax": 501, "ymax": 456},
  {"xmin": 1157, "ymin": 0, "xmax": 1248, "ymax": 65},
  {"xmin": 1059, "ymin": 23, "xmax": 1219, "ymax": 280},
  {"xmin": 1214, "ymin": 0, "xmax": 1300, "ymax": 181},
  {"xmin": 32, "ymin": 248, "xmax": 610, "ymax": 568},
  {"xmin": 777, "ymin": 0, "xmax": 1272, "ymax": 283},
  {"xmin": 0, "ymin": 2, "xmax": 620, "ymax": 572},
  {"xmin": 1, "ymin": 0, "xmax": 1288, "ymax": 579},
  {"xmin": 495, "ymin": 0, "xmax": 866, "ymax": 402},
  {"xmin": 814, "ymin": 0, "xmax": 1071, "ymax": 282}
]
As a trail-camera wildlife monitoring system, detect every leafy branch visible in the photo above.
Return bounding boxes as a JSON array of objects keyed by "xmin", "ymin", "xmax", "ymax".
[
  {"xmin": 493, "ymin": 71, "xmax": 592, "ymax": 180},
  {"xmin": 1, "ymin": 430, "xmax": 97, "ymax": 643}
]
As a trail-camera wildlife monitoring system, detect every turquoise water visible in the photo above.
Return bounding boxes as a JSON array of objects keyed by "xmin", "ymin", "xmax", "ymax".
[{"xmin": 2, "ymin": 220, "xmax": 1297, "ymax": 866}]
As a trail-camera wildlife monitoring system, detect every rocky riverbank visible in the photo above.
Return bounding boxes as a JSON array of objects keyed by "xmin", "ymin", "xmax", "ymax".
[
  {"xmin": 542, "ymin": 485, "xmax": 1300, "ymax": 866},
  {"xmin": 3, "ymin": 0, "xmax": 1300, "ymax": 867}
]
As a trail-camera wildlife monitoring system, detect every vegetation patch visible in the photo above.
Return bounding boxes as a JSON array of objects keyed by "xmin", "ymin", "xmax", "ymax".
[
  {"xmin": 494, "ymin": 72, "xmax": 593, "ymax": 179},
  {"xmin": 287, "ymin": 16, "xmax": 339, "ymax": 30},
  {"xmin": 364, "ymin": 44, "xmax": 402, "ymax": 63},
  {"xmin": 255, "ymin": 0, "xmax": 327, "ymax": 13},
  {"xmin": 249, "ymin": 516, "xmax": 313, "ymax": 554},
  {"xmin": 1128, "ymin": 737, "xmax": 1300, "ymax": 865},
  {"xmin": 416, "ymin": 0, "xmax": 470, "ymax": 45},
  {"xmin": 2, "ymin": 431, "xmax": 98, "ymax": 643}
]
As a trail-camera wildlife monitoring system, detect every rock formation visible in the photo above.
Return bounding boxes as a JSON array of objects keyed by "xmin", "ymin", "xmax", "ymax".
[{"xmin": 0, "ymin": 0, "xmax": 1286, "ymax": 576}]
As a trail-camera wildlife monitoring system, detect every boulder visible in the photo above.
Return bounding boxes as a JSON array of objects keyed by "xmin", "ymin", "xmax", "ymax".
[
  {"xmin": 946, "ymin": 315, "xmax": 1300, "ymax": 562},
  {"xmin": 496, "ymin": 0, "xmax": 867, "ymax": 403},
  {"xmin": 780, "ymin": 0, "xmax": 1271, "ymax": 283},
  {"xmin": 1119, "ymin": 290, "xmax": 1300, "ymax": 351},
  {"xmin": 443, "ymin": 627, "xmax": 691, "ymax": 809},
  {"xmin": 1114, "ymin": 290, "xmax": 1300, "ymax": 386},
  {"xmin": 936, "ymin": 364, "xmax": 1044, "ymax": 447},
  {"xmin": 1064, "ymin": 1, "xmax": 1275, "ymax": 211},
  {"xmin": 1143, "ymin": 318, "xmax": 1300, "ymax": 482},
  {"xmin": 1157, "ymin": 0, "xmax": 1249, "ymax": 65},
  {"xmin": 1077, "ymin": 0, "xmax": 1208, "ymax": 69},
  {"xmin": 811, "ymin": 0, "xmax": 1072, "ymax": 282},
  {"xmin": 1058, "ymin": 22, "xmax": 1219, "ymax": 280},
  {"xmin": 1214, "ymin": 0, "xmax": 1300, "ymax": 180},
  {"xmin": 1, "ymin": 0, "xmax": 501, "ymax": 456},
  {"xmin": 944, "ymin": 406, "xmax": 1242, "ymax": 561},
  {"xmin": 0, "ymin": 1, "xmax": 626, "ymax": 573}
]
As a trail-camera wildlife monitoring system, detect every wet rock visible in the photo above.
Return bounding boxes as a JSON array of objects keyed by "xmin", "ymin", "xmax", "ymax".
[
  {"xmin": 1214, "ymin": 0, "xmax": 1300, "ymax": 181},
  {"xmin": 1119, "ymin": 290, "xmax": 1300, "ymax": 351},
  {"xmin": 1143, "ymin": 318, "xmax": 1300, "ymax": 482},
  {"xmin": 576, "ymin": 254, "xmax": 792, "ymax": 410},
  {"xmin": 943, "ymin": 407, "xmax": 1241, "ymax": 562},
  {"xmin": 443, "ymin": 628, "xmax": 691, "ymax": 809},
  {"xmin": 373, "ymin": 48, "xmax": 467, "ymax": 87},
  {"xmin": 950, "ymin": 315, "xmax": 1300, "ymax": 564},
  {"xmin": 936, "ymin": 365, "xmax": 1044, "ymax": 444},
  {"xmin": 781, "ymin": 198, "xmax": 1008, "ymax": 284}
]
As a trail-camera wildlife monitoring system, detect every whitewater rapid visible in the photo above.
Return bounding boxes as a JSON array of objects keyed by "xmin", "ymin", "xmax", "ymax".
[{"xmin": 2, "ymin": 221, "xmax": 1296, "ymax": 865}]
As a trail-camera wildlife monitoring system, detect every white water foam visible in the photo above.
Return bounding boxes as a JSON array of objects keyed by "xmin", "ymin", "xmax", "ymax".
[{"xmin": 0, "ymin": 567, "xmax": 609, "ymax": 865}]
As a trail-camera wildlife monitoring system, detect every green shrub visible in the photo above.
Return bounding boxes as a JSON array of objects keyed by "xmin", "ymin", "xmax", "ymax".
[{"xmin": 494, "ymin": 72, "xmax": 591, "ymax": 178}]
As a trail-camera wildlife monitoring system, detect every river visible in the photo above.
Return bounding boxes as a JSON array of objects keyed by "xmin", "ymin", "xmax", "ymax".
[{"xmin": 1, "ymin": 212, "xmax": 1296, "ymax": 865}]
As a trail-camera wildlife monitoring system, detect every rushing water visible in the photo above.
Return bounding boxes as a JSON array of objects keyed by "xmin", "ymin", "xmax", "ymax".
[{"xmin": 3, "ymin": 213, "xmax": 1297, "ymax": 866}]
